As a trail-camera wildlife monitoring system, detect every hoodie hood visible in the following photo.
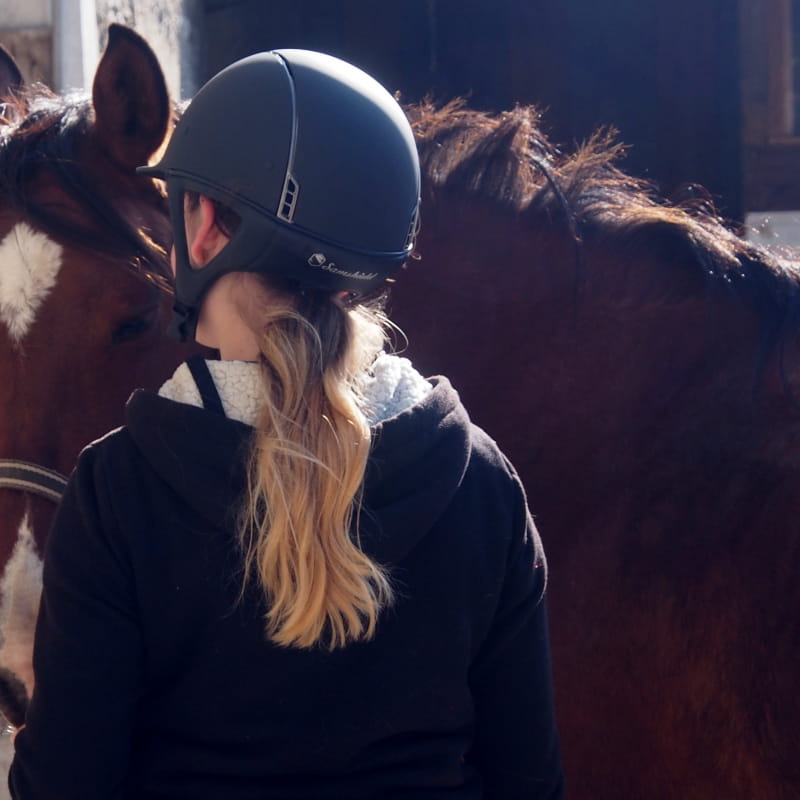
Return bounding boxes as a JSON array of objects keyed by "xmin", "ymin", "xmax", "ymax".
[{"xmin": 125, "ymin": 375, "xmax": 471, "ymax": 565}]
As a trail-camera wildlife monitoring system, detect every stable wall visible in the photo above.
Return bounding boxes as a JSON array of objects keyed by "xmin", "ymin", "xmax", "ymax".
[{"xmin": 195, "ymin": 0, "xmax": 743, "ymax": 220}]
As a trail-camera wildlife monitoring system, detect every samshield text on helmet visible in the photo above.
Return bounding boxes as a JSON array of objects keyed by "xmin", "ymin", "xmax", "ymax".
[{"xmin": 138, "ymin": 49, "xmax": 421, "ymax": 342}]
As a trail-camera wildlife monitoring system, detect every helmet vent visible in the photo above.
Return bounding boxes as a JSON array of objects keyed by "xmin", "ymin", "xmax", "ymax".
[
  {"xmin": 278, "ymin": 175, "xmax": 299, "ymax": 222},
  {"xmin": 404, "ymin": 205, "xmax": 420, "ymax": 250}
]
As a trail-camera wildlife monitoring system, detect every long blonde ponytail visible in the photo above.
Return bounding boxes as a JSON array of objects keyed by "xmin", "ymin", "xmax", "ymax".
[{"xmin": 238, "ymin": 283, "xmax": 394, "ymax": 650}]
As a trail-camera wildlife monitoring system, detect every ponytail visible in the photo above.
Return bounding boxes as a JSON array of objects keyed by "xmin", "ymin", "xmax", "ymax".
[{"xmin": 238, "ymin": 284, "xmax": 394, "ymax": 649}]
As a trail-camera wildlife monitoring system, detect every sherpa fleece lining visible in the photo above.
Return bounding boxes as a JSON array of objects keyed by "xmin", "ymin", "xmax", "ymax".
[{"xmin": 158, "ymin": 353, "xmax": 432, "ymax": 427}]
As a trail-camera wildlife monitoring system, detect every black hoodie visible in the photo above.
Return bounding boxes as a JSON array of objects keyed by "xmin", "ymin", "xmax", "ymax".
[{"xmin": 10, "ymin": 376, "xmax": 563, "ymax": 800}]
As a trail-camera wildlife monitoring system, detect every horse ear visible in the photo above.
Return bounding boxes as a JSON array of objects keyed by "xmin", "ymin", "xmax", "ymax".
[
  {"xmin": 92, "ymin": 24, "xmax": 170, "ymax": 170},
  {"xmin": 0, "ymin": 44, "xmax": 23, "ymax": 100}
]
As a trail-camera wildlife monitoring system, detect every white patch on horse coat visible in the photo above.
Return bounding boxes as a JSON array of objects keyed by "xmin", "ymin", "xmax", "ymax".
[
  {"xmin": 0, "ymin": 515, "xmax": 42, "ymax": 698},
  {"xmin": 0, "ymin": 517, "xmax": 41, "ymax": 797},
  {"xmin": 0, "ymin": 735, "xmax": 11, "ymax": 800},
  {"xmin": 0, "ymin": 222, "xmax": 63, "ymax": 342}
]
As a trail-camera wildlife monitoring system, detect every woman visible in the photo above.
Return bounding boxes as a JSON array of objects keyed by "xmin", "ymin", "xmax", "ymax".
[{"xmin": 10, "ymin": 50, "xmax": 563, "ymax": 799}]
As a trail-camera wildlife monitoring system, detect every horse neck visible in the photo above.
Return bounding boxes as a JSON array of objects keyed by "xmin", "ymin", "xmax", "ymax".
[
  {"xmin": 400, "ymin": 198, "xmax": 788, "ymax": 536},
  {"xmin": 533, "ymin": 249, "xmax": 766, "ymax": 504}
]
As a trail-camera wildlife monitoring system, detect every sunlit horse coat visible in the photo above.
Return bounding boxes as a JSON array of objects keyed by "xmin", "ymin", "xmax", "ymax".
[{"xmin": 10, "ymin": 357, "xmax": 563, "ymax": 800}]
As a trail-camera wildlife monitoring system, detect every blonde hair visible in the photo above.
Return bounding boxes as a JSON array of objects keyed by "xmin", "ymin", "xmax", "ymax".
[{"xmin": 238, "ymin": 279, "xmax": 394, "ymax": 650}]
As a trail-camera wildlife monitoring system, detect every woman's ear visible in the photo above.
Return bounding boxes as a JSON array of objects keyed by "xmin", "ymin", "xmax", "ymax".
[{"xmin": 187, "ymin": 195, "xmax": 230, "ymax": 267}]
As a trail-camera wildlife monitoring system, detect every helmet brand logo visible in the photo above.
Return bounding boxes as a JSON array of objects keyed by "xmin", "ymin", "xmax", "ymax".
[{"xmin": 307, "ymin": 252, "xmax": 378, "ymax": 281}]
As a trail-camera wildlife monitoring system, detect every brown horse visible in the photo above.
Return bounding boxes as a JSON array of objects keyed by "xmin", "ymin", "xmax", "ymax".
[
  {"xmin": 392, "ymin": 102, "xmax": 800, "ymax": 799},
  {"xmin": 0, "ymin": 24, "xmax": 195, "ymax": 760},
  {"xmin": 2, "ymin": 29, "xmax": 798, "ymax": 798}
]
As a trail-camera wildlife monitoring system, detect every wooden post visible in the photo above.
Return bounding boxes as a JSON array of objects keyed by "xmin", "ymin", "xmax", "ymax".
[{"xmin": 53, "ymin": 0, "xmax": 99, "ymax": 92}]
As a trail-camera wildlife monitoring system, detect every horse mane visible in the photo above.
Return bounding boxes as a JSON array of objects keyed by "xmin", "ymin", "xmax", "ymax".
[
  {"xmin": 409, "ymin": 100, "xmax": 800, "ymax": 381},
  {"xmin": 0, "ymin": 85, "xmax": 171, "ymax": 288}
]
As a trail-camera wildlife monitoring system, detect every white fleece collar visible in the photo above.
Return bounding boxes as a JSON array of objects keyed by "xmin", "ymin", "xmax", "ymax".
[
  {"xmin": 158, "ymin": 353, "xmax": 431, "ymax": 427},
  {"xmin": 359, "ymin": 352, "xmax": 432, "ymax": 425}
]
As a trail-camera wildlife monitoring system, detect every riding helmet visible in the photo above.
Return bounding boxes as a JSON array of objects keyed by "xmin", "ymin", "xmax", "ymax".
[{"xmin": 138, "ymin": 49, "xmax": 421, "ymax": 341}]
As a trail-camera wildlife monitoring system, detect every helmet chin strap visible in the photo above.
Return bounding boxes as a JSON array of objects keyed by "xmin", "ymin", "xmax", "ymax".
[
  {"xmin": 167, "ymin": 185, "xmax": 200, "ymax": 342},
  {"xmin": 168, "ymin": 299, "xmax": 198, "ymax": 343},
  {"xmin": 167, "ymin": 180, "xmax": 236, "ymax": 343}
]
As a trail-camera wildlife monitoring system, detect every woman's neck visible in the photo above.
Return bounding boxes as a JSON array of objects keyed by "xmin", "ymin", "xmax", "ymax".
[{"xmin": 195, "ymin": 273, "xmax": 262, "ymax": 361}]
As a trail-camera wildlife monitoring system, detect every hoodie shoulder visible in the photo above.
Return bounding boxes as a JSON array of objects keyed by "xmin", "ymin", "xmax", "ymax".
[{"xmin": 362, "ymin": 376, "xmax": 525, "ymax": 564}]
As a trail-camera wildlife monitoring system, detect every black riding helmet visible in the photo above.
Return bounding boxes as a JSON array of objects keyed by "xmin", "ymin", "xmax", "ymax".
[{"xmin": 138, "ymin": 49, "xmax": 421, "ymax": 342}]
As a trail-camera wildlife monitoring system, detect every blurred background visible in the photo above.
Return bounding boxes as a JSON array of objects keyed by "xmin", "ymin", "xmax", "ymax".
[{"xmin": 0, "ymin": 0, "xmax": 797, "ymax": 244}]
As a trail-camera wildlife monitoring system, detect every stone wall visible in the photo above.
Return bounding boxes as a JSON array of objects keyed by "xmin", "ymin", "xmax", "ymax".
[{"xmin": 0, "ymin": 0, "xmax": 53, "ymax": 85}]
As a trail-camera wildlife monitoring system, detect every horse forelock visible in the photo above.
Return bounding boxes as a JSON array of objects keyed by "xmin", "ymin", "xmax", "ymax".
[{"xmin": 0, "ymin": 85, "xmax": 171, "ymax": 293}]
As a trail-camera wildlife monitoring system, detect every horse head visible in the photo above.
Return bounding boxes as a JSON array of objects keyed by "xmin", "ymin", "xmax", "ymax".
[{"xmin": 0, "ymin": 26, "xmax": 195, "ymax": 725}]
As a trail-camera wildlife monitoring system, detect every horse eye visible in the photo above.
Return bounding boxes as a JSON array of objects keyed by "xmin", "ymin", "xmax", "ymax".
[{"xmin": 111, "ymin": 310, "xmax": 157, "ymax": 345}]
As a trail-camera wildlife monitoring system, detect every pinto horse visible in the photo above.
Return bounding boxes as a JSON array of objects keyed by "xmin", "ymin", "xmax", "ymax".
[
  {"xmin": 0, "ymin": 25, "xmax": 194, "ymax": 782},
  {"xmin": 392, "ymin": 102, "xmax": 800, "ymax": 799}
]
